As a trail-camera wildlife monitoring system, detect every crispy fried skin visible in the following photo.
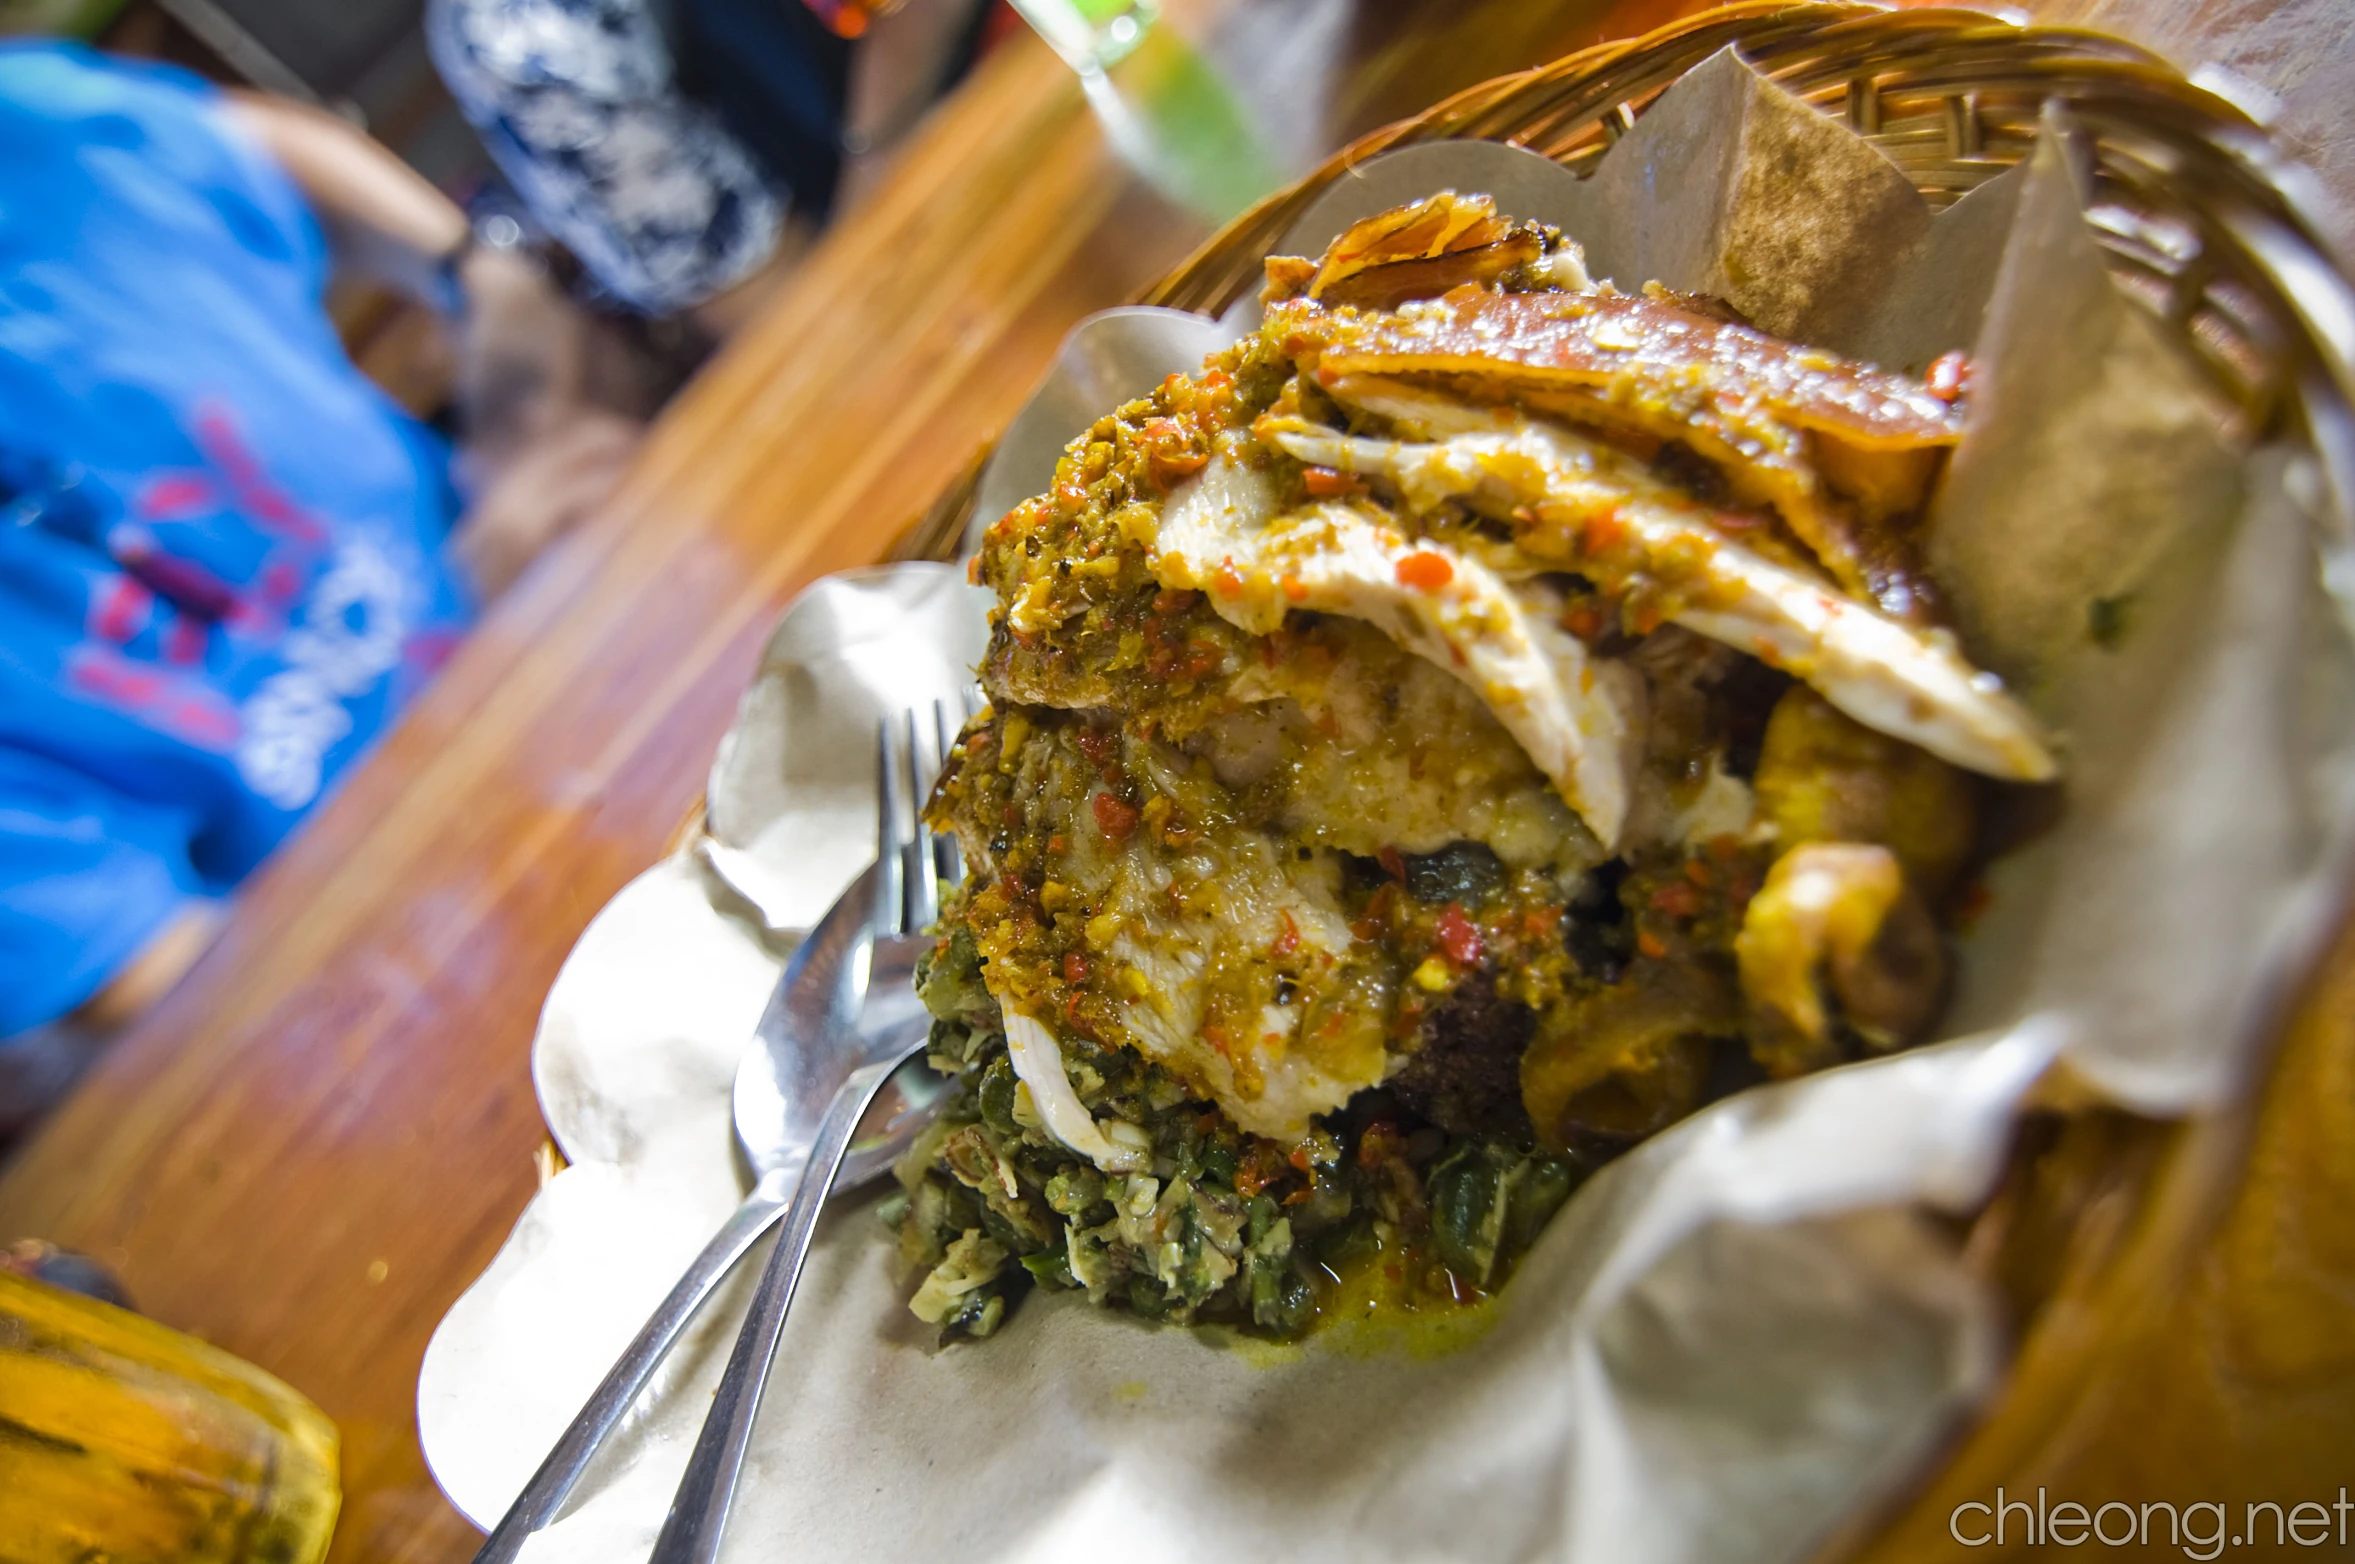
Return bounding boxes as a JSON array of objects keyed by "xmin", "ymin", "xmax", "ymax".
[
  {"xmin": 1271, "ymin": 287, "xmax": 1960, "ymax": 616},
  {"xmin": 1305, "ymin": 191, "xmax": 1550, "ymax": 312},
  {"xmin": 1279, "ymin": 288, "xmax": 1962, "ymax": 449}
]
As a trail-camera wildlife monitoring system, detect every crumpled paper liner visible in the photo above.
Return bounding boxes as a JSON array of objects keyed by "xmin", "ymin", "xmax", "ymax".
[
  {"xmin": 700, "ymin": 564, "xmax": 993, "ymax": 934},
  {"xmin": 420, "ymin": 565, "xmax": 984, "ymax": 1556},
  {"xmin": 420, "ymin": 48, "xmax": 2352, "ymax": 1564},
  {"xmin": 1930, "ymin": 118, "xmax": 2355, "ymax": 1115}
]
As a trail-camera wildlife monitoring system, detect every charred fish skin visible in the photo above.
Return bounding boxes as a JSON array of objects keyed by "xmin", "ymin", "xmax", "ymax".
[
  {"xmin": 1275, "ymin": 288, "xmax": 1963, "ymax": 448},
  {"xmin": 1267, "ymin": 287, "xmax": 1962, "ymax": 614}
]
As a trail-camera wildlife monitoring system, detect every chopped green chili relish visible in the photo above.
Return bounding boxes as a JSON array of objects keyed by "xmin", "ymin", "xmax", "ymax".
[{"xmin": 892, "ymin": 925, "xmax": 1582, "ymax": 1341}]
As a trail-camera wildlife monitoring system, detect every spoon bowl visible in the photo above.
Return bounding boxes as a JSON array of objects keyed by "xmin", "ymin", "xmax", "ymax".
[
  {"xmin": 732, "ymin": 859, "xmax": 942, "ymax": 1190},
  {"xmin": 468, "ymin": 862, "xmax": 943, "ymax": 1564}
]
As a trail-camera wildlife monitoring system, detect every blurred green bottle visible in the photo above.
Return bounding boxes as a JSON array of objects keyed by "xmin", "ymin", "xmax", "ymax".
[
  {"xmin": 1085, "ymin": 18, "xmax": 1296, "ymax": 224},
  {"xmin": 1009, "ymin": 0, "xmax": 1158, "ymax": 74},
  {"xmin": 0, "ymin": 1268, "xmax": 340, "ymax": 1564}
]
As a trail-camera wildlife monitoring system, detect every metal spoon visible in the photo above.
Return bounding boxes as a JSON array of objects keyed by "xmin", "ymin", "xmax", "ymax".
[
  {"xmin": 647, "ymin": 710, "xmax": 957, "ymax": 1564},
  {"xmin": 469, "ymin": 870, "xmax": 940, "ymax": 1564}
]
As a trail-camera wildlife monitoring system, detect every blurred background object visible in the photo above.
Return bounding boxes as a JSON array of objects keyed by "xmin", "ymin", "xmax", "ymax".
[
  {"xmin": 424, "ymin": 0, "xmax": 991, "ymax": 336},
  {"xmin": 0, "ymin": 0, "xmax": 1006, "ymax": 1147},
  {"xmin": 1080, "ymin": 16, "xmax": 1291, "ymax": 222},
  {"xmin": 802, "ymin": 0, "xmax": 901, "ymax": 41},
  {"xmin": 0, "ymin": 1262, "xmax": 340, "ymax": 1564},
  {"xmin": 0, "ymin": 0, "xmax": 128, "ymax": 36},
  {"xmin": 0, "ymin": 39, "xmax": 637, "ymax": 1139},
  {"xmin": 1008, "ymin": 0, "xmax": 1154, "ymax": 73},
  {"xmin": 2, "ymin": 1236, "xmax": 134, "ymax": 1307},
  {"xmin": 80, "ymin": 0, "xmax": 488, "ymax": 184},
  {"xmin": 426, "ymin": 0, "xmax": 829, "ymax": 333}
]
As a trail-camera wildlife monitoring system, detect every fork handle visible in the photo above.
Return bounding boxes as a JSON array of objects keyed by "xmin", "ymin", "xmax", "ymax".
[
  {"xmin": 648, "ymin": 1049, "xmax": 913, "ymax": 1564},
  {"xmin": 468, "ymin": 1164, "xmax": 796, "ymax": 1564}
]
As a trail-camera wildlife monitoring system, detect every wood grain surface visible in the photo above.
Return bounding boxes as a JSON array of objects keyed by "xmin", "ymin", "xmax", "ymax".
[{"xmin": 0, "ymin": 3, "xmax": 2346, "ymax": 1561}]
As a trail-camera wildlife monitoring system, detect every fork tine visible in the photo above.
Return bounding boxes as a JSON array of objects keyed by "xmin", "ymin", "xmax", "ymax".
[
  {"xmin": 907, "ymin": 706, "xmax": 944, "ymax": 812},
  {"xmin": 932, "ymin": 698, "xmax": 959, "ymax": 781},
  {"xmin": 932, "ymin": 699, "xmax": 963, "ymax": 891},
  {"xmin": 905, "ymin": 708, "xmax": 941, "ymax": 934},
  {"xmin": 874, "ymin": 717, "xmax": 908, "ymax": 937}
]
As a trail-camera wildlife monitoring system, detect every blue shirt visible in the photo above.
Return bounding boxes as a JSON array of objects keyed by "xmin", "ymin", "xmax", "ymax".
[{"xmin": 0, "ymin": 45, "xmax": 471, "ymax": 1035}]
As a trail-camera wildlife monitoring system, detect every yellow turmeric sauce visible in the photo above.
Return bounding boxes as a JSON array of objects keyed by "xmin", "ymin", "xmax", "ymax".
[{"xmin": 1309, "ymin": 1235, "xmax": 1507, "ymax": 1361}]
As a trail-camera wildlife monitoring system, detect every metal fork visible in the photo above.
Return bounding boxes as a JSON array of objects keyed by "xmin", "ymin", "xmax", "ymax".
[
  {"xmin": 469, "ymin": 701, "xmax": 966, "ymax": 1564},
  {"xmin": 648, "ymin": 705, "xmax": 963, "ymax": 1564}
]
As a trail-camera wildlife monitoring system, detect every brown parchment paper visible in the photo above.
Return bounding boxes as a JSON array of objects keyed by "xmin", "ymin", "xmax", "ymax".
[{"xmin": 419, "ymin": 50, "xmax": 2352, "ymax": 1564}]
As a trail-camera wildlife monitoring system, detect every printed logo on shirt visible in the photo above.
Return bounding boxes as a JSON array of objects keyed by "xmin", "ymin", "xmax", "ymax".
[
  {"xmin": 64, "ymin": 643, "xmax": 243, "ymax": 749},
  {"xmin": 235, "ymin": 536, "xmax": 411, "ymax": 811}
]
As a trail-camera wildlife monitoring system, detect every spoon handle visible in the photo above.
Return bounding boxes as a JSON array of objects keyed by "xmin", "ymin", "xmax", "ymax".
[
  {"xmin": 469, "ymin": 1165, "xmax": 796, "ymax": 1564},
  {"xmin": 649, "ymin": 1045, "xmax": 918, "ymax": 1564}
]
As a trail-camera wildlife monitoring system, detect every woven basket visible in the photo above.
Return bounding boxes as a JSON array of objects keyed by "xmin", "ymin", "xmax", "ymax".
[
  {"xmin": 897, "ymin": 0, "xmax": 2355, "ymax": 564},
  {"xmin": 897, "ymin": 2, "xmax": 2355, "ymax": 1532}
]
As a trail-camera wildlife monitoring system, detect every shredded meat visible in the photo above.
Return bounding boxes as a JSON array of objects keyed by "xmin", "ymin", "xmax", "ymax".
[{"xmin": 1390, "ymin": 968, "xmax": 1536, "ymax": 1141}]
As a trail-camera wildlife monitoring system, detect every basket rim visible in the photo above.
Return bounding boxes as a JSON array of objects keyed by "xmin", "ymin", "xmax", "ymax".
[
  {"xmin": 1137, "ymin": 4, "xmax": 2347, "ymax": 408},
  {"xmin": 892, "ymin": 2, "xmax": 2355, "ymax": 568}
]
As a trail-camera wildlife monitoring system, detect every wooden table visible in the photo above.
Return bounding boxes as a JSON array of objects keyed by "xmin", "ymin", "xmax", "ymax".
[{"xmin": 0, "ymin": 3, "xmax": 2347, "ymax": 1561}]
